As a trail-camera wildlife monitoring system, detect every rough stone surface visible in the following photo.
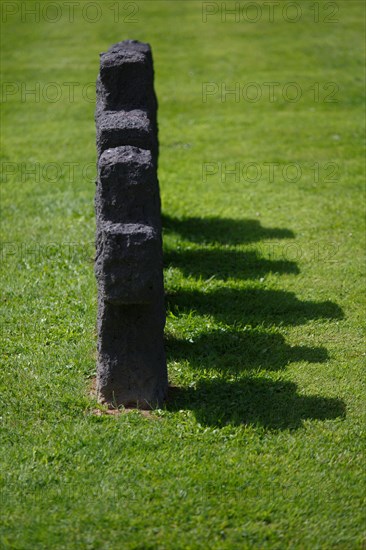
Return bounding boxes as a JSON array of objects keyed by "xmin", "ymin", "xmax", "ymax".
[
  {"xmin": 95, "ymin": 222, "xmax": 162, "ymax": 305},
  {"xmin": 96, "ymin": 111, "xmax": 155, "ymax": 157},
  {"xmin": 95, "ymin": 40, "xmax": 167, "ymax": 409},
  {"xmin": 96, "ymin": 146, "xmax": 161, "ymax": 227}
]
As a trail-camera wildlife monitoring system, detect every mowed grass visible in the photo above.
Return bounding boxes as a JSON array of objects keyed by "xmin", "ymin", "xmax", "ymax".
[{"xmin": 0, "ymin": 1, "xmax": 365, "ymax": 548}]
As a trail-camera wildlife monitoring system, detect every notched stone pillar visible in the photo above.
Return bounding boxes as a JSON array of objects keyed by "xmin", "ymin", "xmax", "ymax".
[{"xmin": 95, "ymin": 40, "xmax": 167, "ymax": 409}]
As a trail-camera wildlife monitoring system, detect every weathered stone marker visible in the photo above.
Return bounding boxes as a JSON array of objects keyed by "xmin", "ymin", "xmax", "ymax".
[{"xmin": 95, "ymin": 40, "xmax": 167, "ymax": 408}]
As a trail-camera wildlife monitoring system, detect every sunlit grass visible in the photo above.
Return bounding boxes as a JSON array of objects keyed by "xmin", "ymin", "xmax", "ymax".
[{"xmin": 0, "ymin": 1, "xmax": 365, "ymax": 548}]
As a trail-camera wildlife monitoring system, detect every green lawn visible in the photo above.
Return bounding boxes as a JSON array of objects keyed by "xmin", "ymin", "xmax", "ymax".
[{"xmin": 0, "ymin": 1, "xmax": 365, "ymax": 548}]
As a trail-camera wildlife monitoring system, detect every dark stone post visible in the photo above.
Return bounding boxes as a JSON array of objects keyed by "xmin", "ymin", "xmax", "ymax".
[{"xmin": 95, "ymin": 40, "xmax": 167, "ymax": 408}]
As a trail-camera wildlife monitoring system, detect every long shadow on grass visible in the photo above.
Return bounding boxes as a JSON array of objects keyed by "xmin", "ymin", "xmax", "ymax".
[
  {"xmin": 164, "ymin": 215, "xmax": 345, "ymax": 428},
  {"xmin": 167, "ymin": 379, "xmax": 346, "ymax": 430},
  {"xmin": 166, "ymin": 330, "xmax": 328, "ymax": 374},
  {"xmin": 163, "ymin": 214, "xmax": 298, "ymax": 281},
  {"xmin": 164, "ymin": 249, "xmax": 299, "ymax": 280},
  {"xmin": 166, "ymin": 288, "xmax": 344, "ymax": 327},
  {"xmin": 163, "ymin": 214, "xmax": 295, "ymax": 245}
]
